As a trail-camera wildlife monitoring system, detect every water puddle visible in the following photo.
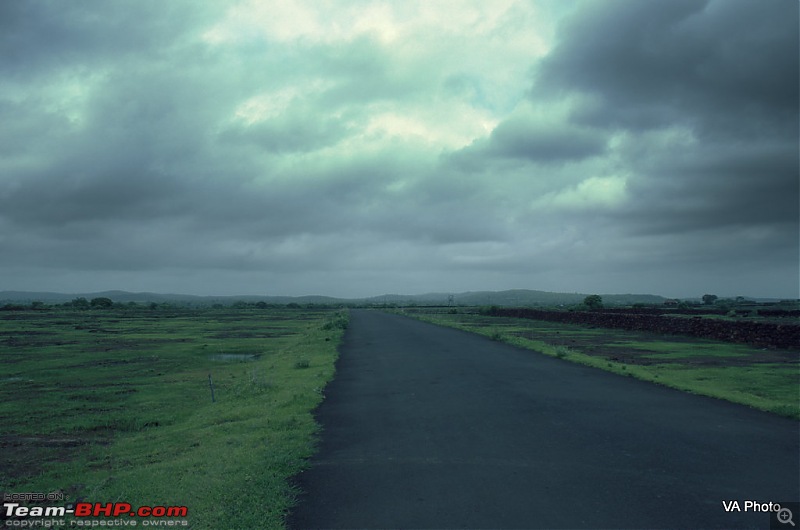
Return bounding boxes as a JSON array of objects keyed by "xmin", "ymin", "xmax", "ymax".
[{"xmin": 208, "ymin": 353, "xmax": 260, "ymax": 362}]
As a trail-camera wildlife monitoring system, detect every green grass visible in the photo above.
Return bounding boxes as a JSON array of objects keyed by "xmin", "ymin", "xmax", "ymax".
[
  {"xmin": 0, "ymin": 307, "xmax": 348, "ymax": 529},
  {"xmin": 401, "ymin": 310, "xmax": 799, "ymax": 420}
]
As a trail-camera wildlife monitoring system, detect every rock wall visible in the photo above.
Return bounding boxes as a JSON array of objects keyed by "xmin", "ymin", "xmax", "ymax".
[{"xmin": 487, "ymin": 308, "xmax": 800, "ymax": 350}]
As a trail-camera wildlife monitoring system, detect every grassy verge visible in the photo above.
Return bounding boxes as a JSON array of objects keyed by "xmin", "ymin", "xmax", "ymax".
[
  {"xmin": 0, "ymin": 306, "xmax": 348, "ymax": 529},
  {"xmin": 402, "ymin": 310, "xmax": 799, "ymax": 420}
]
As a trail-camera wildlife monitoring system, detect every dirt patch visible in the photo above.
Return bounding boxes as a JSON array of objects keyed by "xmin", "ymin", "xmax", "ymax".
[
  {"xmin": 2, "ymin": 330, "xmax": 61, "ymax": 348},
  {"xmin": 0, "ymin": 435, "xmax": 109, "ymax": 489},
  {"xmin": 207, "ymin": 331, "xmax": 292, "ymax": 339},
  {"xmin": 508, "ymin": 328, "xmax": 798, "ymax": 367},
  {"xmin": 2, "ymin": 435, "xmax": 101, "ymax": 448},
  {"xmin": 209, "ymin": 353, "xmax": 261, "ymax": 361},
  {"xmin": 67, "ymin": 355, "xmax": 160, "ymax": 369},
  {"xmin": 83, "ymin": 337, "xmax": 189, "ymax": 353},
  {"xmin": 0, "ymin": 330, "xmax": 55, "ymax": 336},
  {"xmin": 597, "ymin": 347, "xmax": 786, "ymax": 368}
]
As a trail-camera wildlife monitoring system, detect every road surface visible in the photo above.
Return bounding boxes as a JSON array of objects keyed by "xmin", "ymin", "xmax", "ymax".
[{"xmin": 289, "ymin": 310, "xmax": 799, "ymax": 529}]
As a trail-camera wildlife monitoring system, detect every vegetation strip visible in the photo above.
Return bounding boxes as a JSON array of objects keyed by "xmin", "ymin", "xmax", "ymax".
[
  {"xmin": 401, "ymin": 309, "xmax": 799, "ymax": 420},
  {"xmin": 1, "ymin": 306, "xmax": 348, "ymax": 529}
]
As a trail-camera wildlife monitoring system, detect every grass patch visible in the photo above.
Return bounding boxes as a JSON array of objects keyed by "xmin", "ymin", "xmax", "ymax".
[
  {"xmin": 401, "ymin": 310, "xmax": 799, "ymax": 419},
  {"xmin": 0, "ymin": 306, "xmax": 348, "ymax": 529},
  {"xmin": 609, "ymin": 340, "xmax": 752, "ymax": 359}
]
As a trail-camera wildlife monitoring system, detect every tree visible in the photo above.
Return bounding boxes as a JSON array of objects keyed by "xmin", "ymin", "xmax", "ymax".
[
  {"xmin": 90, "ymin": 297, "xmax": 113, "ymax": 308},
  {"xmin": 702, "ymin": 294, "xmax": 718, "ymax": 305},
  {"xmin": 583, "ymin": 294, "xmax": 603, "ymax": 310},
  {"xmin": 71, "ymin": 297, "xmax": 90, "ymax": 309}
]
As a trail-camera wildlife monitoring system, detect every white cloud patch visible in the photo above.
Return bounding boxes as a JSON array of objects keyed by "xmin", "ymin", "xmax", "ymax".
[
  {"xmin": 232, "ymin": 82, "xmax": 334, "ymax": 125},
  {"xmin": 533, "ymin": 176, "xmax": 628, "ymax": 211}
]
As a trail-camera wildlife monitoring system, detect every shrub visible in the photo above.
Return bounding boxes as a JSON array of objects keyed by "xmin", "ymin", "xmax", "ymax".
[
  {"xmin": 583, "ymin": 295, "xmax": 603, "ymax": 310},
  {"xmin": 71, "ymin": 297, "xmax": 90, "ymax": 309},
  {"xmin": 321, "ymin": 311, "xmax": 349, "ymax": 331},
  {"xmin": 90, "ymin": 297, "xmax": 113, "ymax": 308}
]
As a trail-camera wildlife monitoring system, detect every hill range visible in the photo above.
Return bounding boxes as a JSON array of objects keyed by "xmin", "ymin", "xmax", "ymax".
[{"xmin": 1, "ymin": 288, "xmax": 676, "ymax": 307}]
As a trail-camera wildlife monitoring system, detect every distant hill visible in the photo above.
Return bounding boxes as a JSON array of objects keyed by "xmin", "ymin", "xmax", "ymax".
[
  {"xmin": 364, "ymin": 289, "xmax": 666, "ymax": 307},
  {"xmin": 0, "ymin": 290, "xmax": 344, "ymax": 306},
  {"xmin": 0, "ymin": 288, "xmax": 668, "ymax": 307}
]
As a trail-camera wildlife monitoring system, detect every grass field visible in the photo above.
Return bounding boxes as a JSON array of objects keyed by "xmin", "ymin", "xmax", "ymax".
[
  {"xmin": 0, "ymin": 306, "xmax": 348, "ymax": 529},
  {"xmin": 403, "ymin": 309, "xmax": 800, "ymax": 420}
]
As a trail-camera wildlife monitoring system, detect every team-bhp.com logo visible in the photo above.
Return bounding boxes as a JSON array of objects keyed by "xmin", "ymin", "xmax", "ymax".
[
  {"xmin": 3, "ymin": 498, "xmax": 188, "ymax": 527},
  {"xmin": 72, "ymin": 504, "xmax": 187, "ymax": 518}
]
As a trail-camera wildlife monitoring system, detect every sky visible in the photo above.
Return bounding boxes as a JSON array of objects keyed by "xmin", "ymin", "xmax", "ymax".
[{"xmin": 1, "ymin": 0, "xmax": 798, "ymax": 299}]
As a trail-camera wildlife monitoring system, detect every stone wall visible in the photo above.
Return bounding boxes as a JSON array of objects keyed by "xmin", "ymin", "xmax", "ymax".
[{"xmin": 487, "ymin": 308, "xmax": 800, "ymax": 350}]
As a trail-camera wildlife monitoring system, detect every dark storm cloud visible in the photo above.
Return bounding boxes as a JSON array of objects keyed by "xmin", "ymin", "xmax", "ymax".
[
  {"xmin": 532, "ymin": 0, "xmax": 799, "ymax": 252},
  {"xmin": 488, "ymin": 118, "xmax": 605, "ymax": 162},
  {"xmin": 448, "ymin": 118, "xmax": 606, "ymax": 172},
  {"xmin": 0, "ymin": 167, "xmax": 181, "ymax": 227},
  {"xmin": 618, "ymin": 140, "xmax": 799, "ymax": 234},
  {"xmin": 0, "ymin": 5, "xmax": 254, "ymax": 239},
  {"xmin": 535, "ymin": 0, "xmax": 798, "ymax": 138},
  {"xmin": 0, "ymin": 2, "xmax": 216, "ymax": 79}
]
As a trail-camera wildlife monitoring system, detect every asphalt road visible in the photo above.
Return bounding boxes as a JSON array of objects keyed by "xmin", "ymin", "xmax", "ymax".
[{"xmin": 288, "ymin": 310, "xmax": 799, "ymax": 529}]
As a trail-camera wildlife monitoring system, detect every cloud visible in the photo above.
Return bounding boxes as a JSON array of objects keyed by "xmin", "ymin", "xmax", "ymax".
[
  {"xmin": 523, "ymin": 0, "xmax": 798, "ymax": 276},
  {"xmin": 533, "ymin": 176, "xmax": 627, "ymax": 211},
  {"xmin": 535, "ymin": 0, "xmax": 798, "ymax": 137},
  {"xmin": 450, "ymin": 117, "xmax": 607, "ymax": 171},
  {"xmin": 0, "ymin": 0, "xmax": 796, "ymax": 298}
]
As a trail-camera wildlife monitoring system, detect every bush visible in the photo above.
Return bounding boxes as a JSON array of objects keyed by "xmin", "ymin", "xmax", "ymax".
[
  {"xmin": 583, "ymin": 295, "xmax": 603, "ymax": 310},
  {"xmin": 71, "ymin": 297, "xmax": 90, "ymax": 309},
  {"xmin": 554, "ymin": 346, "xmax": 570, "ymax": 359},
  {"xmin": 321, "ymin": 311, "xmax": 349, "ymax": 331},
  {"xmin": 90, "ymin": 297, "xmax": 113, "ymax": 308}
]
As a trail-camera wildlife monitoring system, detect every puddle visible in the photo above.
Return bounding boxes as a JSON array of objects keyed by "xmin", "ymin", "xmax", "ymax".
[
  {"xmin": 208, "ymin": 353, "xmax": 260, "ymax": 362},
  {"xmin": 1, "ymin": 377, "xmax": 34, "ymax": 384}
]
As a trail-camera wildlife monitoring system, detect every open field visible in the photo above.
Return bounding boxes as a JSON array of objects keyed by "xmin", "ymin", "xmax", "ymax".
[
  {"xmin": 401, "ymin": 309, "xmax": 800, "ymax": 419},
  {"xmin": 0, "ymin": 306, "xmax": 347, "ymax": 529}
]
